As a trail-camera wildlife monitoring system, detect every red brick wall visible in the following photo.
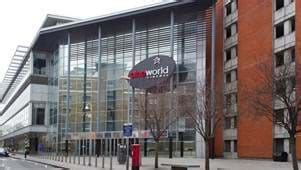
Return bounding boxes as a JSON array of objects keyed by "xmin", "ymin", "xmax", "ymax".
[
  {"xmin": 237, "ymin": 0, "xmax": 273, "ymax": 158},
  {"xmin": 214, "ymin": 0, "xmax": 225, "ymax": 157},
  {"xmin": 295, "ymin": 0, "xmax": 301, "ymax": 159}
]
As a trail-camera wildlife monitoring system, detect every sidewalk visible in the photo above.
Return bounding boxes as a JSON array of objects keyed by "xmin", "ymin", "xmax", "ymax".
[{"xmin": 11, "ymin": 153, "xmax": 299, "ymax": 170}]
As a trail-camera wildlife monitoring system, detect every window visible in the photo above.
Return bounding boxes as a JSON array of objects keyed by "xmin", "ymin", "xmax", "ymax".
[
  {"xmin": 226, "ymin": 72, "xmax": 232, "ymax": 83},
  {"xmin": 226, "ymin": 49, "xmax": 232, "ymax": 61},
  {"xmin": 234, "ymin": 140, "xmax": 237, "ymax": 152},
  {"xmin": 226, "ymin": 26, "xmax": 232, "ymax": 39},
  {"xmin": 225, "ymin": 117, "xmax": 232, "ymax": 129},
  {"xmin": 225, "ymin": 94, "xmax": 232, "ymax": 106},
  {"xmin": 275, "ymin": 79, "xmax": 286, "ymax": 96},
  {"xmin": 275, "ymin": 23, "xmax": 284, "ymax": 38},
  {"xmin": 233, "ymin": 116, "xmax": 237, "ymax": 128},
  {"xmin": 275, "ymin": 52, "xmax": 284, "ymax": 67},
  {"xmin": 291, "ymin": 48, "xmax": 295, "ymax": 63},
  {"xmin": 36, "ymin": 108, "xmax": 45, "ymax": 125},
  {"xmin": 275, "ymin": 138, "xmax": 284, "ymax": 153},
  {"xmin": 224, "ymin": 140, "xmax": 231, "ymax": 152},
  {"xmin": 275, "ymin": 0, "xmax": 284, "ymax": 11},
  {"xmin": 274, "ymin": 109, "xmax": 284, "ymax": 123},
  {"xmin": 226, "ymin": 3, "xmax": 232, "ymax": 16},
  {"xmin": 291, "ymin": 17, "xmax": 295, "ymax": 32}
]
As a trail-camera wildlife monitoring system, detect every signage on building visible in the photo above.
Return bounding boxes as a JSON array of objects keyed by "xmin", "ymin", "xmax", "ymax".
[
  {"xmin": 123, "ymin": 123, "xmax": 133, "ymax": 137},
  {"xmin": 128, "ymin": 55, "xmax": 176, "ymax": 90}
]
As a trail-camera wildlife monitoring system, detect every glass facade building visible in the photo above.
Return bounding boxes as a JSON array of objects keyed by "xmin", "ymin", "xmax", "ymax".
[{"xmin": 0, "ymin": 1, "xmax": 214, "ymax": 158}]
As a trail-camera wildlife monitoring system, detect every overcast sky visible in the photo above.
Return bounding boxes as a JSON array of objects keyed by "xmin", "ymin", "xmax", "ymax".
[{"xmin": 0, "ymin": 0, "xmax": 165, "ymax": 81}]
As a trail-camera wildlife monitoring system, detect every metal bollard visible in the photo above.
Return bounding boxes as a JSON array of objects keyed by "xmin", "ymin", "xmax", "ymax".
[
  {"xmin": 88, "ymin": 139, "xmax": 92, "ymax": 166},
  {"xmin": 94, "ymin": 140, "xmax": 97, "ymax": 168},
  {"xmin": 78, "ymin": 140, "xmax": 81, "ymax": 165},
  {"xmin": 102, "ymin": 139, "xmax": 105, "ymax": 168},
  {"xmin": 83, "ymin": 139, "xmax": 86, "ymax": 166},
  {"xmin": 110, "ymin": 139, "xmax": 112, "ymax": 170}
]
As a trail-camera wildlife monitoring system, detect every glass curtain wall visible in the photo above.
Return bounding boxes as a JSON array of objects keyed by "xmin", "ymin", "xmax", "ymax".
[{"xmin": 48, "ymin": 6, "xmax": 210, "ymax": 157}]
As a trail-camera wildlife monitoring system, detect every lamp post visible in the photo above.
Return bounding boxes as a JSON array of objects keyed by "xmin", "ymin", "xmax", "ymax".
[{"xmin": 120, "ymin": 76, "xmax": 131, "ymax": 170}]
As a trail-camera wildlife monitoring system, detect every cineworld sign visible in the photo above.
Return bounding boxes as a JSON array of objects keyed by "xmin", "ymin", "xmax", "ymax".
[{"xmin": 128, "ymin": 55, "xmax": 176, "ymax": 90}]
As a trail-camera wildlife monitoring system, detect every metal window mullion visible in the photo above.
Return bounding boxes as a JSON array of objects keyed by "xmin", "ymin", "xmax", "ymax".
[
  {"xmin": 66, "ymin": 32, "xmax": 71, "ymax": 142},
  {"xmin": 131, "ymin": 18, "xmax": 136, "ymax": 125},
  {"xmin": 97, "ymin": 25, "xmax": 102, "ymax": 132}
]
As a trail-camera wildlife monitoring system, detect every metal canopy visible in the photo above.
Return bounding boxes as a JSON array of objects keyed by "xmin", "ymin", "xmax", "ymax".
[{"xmin": 0, "ymin": 46, "xmax": 29, "ymax": 101}]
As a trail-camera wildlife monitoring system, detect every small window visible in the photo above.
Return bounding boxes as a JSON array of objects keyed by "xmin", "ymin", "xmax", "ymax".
[
  {"xmin": 226, "ymin": 49, "xmax": 232, "ymax": 61},
  {"xmin": 291, "ymin": 17, "xmax": 295, "ymax": 32},
  {"xmin": 275, "ymin": 79, "xmax": 286, "ymax": 96},
  {"xmin": 274, "ymin": 109, "xmax": 284, "ymax": 123},
  {"xmin": 275, "ymin": 138, "xmax": 284, "ymax": 153},
  {"xmin": 226, "ymin": 3, "xmax": 232, "ymax": 16},
  {"xmin": 225, "ymin": 94, "xmax": 232, "ymax": 106},
  {"xmin": 224, "ymin": 140, "xmax": 231, "ymax": 152},
  {"xmin": 234, "ymin": 140, "xmax": 237, "ymax": 152},
  {"xmin": 275, "ymin": 23, "xmax": 284, "ymax": 38},
  {"xmin": 226, "ymin": 26, "xmax": 232, "ymax": 39},
  {"xmin": 275, "ymin": 52, "xmax": 284, "ymax": 67},
  {"xmin": 225, "ymin": 117, "xmax": 232, "ymax": 129},
  {"xmin": 233, "ymin": 116, "xmax": 237, "ymax": 128},
  {"xmin": 275, "ymin": 0, "xmax": 284, "ymax": 11},
  {"xmin": 291, "ymin": 48, "xmax": 295, "ymax": 63},
  {"xmin": 226, "ymin": 72, "xmax": 232, "ymax": 83}
]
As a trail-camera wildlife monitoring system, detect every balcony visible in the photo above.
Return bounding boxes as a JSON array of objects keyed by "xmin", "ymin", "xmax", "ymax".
[
  {"xmin": 225, "ymin": 34, "xmax": 238, "ymax": 49},
  {"xmin": 223, "ymin": 128, "xmax": 237, "ymax": 140},
  {"xmin": 224, "ymin": 81, "xmax": 237, "ymax": 93},
  {"xmin": 274, "ymin": 32, "xmax": 295, "ymax": 53},
  {"xmin": 274, "ymin": 2, "xmax": 295, "ymax": 25},
  {"xmin": 224, "ymin": 57, "xmax": 238, "ymax": 72},
  {"xmin": 225, "ymin": 11, "xmax": 238, "ymax": 27}
]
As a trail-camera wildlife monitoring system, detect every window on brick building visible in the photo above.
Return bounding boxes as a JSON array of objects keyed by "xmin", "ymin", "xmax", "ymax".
[
  {"xmin": 226, "ymin": 72, "xmax": 232, "ymax": 83},
  {"xmin": 275, "ymin": 79, "xmax": 286, "ymax": 96},
  {"xmin": 290, "ymin": 17, "xmax": 295, "ymax": 32},
  {"xmin": 224, "ymin": 117, "xmax": 232, "ymax": 129},
  {"xmin": 234, "ymin": 140, "xmax": 237, "ymax": 152},
  {"xmin": 224, "ymin": 140, "xmax": 231, "ymax": 152},
  {"xmin": 274, "ymin": 109, "xmax": 284, "ymax": 123},
  {"xmin": 226, "ymin": 3, "xmax": 232, "ymax": 16},
  {"xmin": 275, "ymin": 138, "xmax": 284, "ymax": 153},
  {"xmin": 233, "ymin": 116, "xmax": 237, "ymax": 128},
  {"xmin": 291, "ymin": 48, "xmax": 295, "ymax": 63},
  {"xmin": 226, "ymin": 26, "xmax": 232, "ymax": 39},
  {"xmin": 275, "ymin": 52, "xmax": 284, "ymax": 67},
  {"xmin": 226, "ymin": 49, "xmax": 232, "ymax": 61},
  {"xmin": 275, "ymin": 0, "xmax": 284, "ymax": 11},
  {"xmin": 275, "ymin": 23, "xmax": 284, "ymax": 38}
]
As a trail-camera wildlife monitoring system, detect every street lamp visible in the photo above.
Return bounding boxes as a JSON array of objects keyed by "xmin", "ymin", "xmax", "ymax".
[{"xmin": 120, "ymin": 76, "xmax": 131, "ymax": 170}]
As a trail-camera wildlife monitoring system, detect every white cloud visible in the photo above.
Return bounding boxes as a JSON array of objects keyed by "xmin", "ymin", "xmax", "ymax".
[{"xmin": 0, "ymin": 0, "xmax": 163, "ymax": 80}]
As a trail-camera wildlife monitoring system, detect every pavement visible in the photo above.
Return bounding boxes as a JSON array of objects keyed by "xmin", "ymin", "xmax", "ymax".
[
  {"xmin": 9, "ymin": 153, "xmax": 300, "ymax": 170},
  {"xmin": 0, "ymin": 156, "xmax": 62, "ymax": 170}
]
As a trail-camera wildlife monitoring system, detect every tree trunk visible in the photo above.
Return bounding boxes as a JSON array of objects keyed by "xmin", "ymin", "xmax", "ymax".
[
  {"xmin": 290, "ymin": 137, "xmax": 299, "ymax": 170},
  {"xmin": 155, "ymin": 141, "xmax": 159, "ymax": 168},
  {"xmin": 205, "ymin": 140, "xmax": 210, "ymax": 170}
]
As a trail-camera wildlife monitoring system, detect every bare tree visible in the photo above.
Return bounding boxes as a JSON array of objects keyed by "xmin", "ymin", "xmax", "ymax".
[
  {"xmin": 184, "ymin": 81, "xmax": 221, "ymax": 170},
  {"xmin": 137, "ymin": 89, "xmax": 178, "ymax": 169},
  {"xmin": 245, "ymin": 61, "xmax": 300, "ymax": 170}
]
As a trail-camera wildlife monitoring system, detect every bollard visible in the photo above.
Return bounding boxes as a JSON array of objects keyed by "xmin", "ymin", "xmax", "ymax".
[
  {"xmin": 83, "ymin": 139, "xmax": 86, "ymax": 166},
  {"xmin": 78, "ymin": 140, "xmax": 81, "ymax": 165},
  {"xmin": 88, "ymin": 139, "xmax": 92, "ymax": 166},
  {"xmin": 102, "ymin": 139, "xmax": 105, "ymax": 168},
  {"xmin": 73, "ymin": 141, "xmax": 76, "ymax": 164},
  {"xmin": 110, "ymin": 139, "xmax": 112, "ymax": 170},
  {"xmin": 94, "ymin": 140, "xmax": 97, "ymax": 168}
]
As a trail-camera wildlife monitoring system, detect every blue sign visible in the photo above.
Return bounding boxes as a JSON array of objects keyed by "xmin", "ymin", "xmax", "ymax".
[{"xmin": 123, "ymin": 123, "xmax": 133, "ymax": 137}]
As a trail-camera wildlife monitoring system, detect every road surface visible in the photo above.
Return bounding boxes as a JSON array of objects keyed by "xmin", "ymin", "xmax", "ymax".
[{"xmin": 0, "ymin": 157, "xmax": 63, "ymax": 170}]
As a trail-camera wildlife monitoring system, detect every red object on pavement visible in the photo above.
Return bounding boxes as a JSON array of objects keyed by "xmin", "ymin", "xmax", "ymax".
[{"xmin": 131, "ymin": 144, "xmax": 140, "ymax": 170}]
